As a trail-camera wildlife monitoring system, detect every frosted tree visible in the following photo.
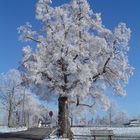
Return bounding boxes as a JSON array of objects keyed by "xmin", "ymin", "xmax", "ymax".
[
  {"xmin": 114, "ymin": 111, "xmax": 130, "ymax": 126},
  {"xmin": 0, "ymin": 69, "xmax": 23, "ymax": 127},
  {"xmin": 18, "ymin": 0, "xmax": 133, "ymax": 138},
  {"xmin": 107, "ymin": 101, "xmax": 118, "ymax": 126},
  {"xmin": 0, "ymin": 69, "xmax": 47, "ymax": 127},
  {"xmin": 22, "ymin": 93, "xmax": 48, "ymax": 128}
]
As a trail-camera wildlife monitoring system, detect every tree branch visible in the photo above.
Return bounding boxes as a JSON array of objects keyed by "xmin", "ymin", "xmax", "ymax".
[
  {"xmin": 38, "ymin": 71, "xmax": 52, "ymax": 81},
  {"xmin": 67, "ymin": 80, "xmax": 80, "ymax": 91},
  {"xmin": 92, "ymin": 40, "xmax": 117, "ymax": 82},
  {"xmin": 68, "ymin": 95, "xmax": 95, "ymax": 108},
  {"xmin": 77, "ymin": 103, "xmax": 96, "ymax": 108},
  {"xmin": 26, "ymin": 36, "xmax": 42, "ymax": 43},
  {"xmin": 73, "ymin": 54, "xmax": 78, "ymax": 61}
]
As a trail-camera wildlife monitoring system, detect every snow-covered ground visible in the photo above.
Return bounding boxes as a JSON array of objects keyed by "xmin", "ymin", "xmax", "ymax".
[
  {"xmin": 0, "ymin": 126, "xmax": 27, "ymax": 133},
  {"xmin": 44, "ymin": 126, "xmax": 140, "ymax": 139},
  {"xmin": 72, "ymin": 126, "xmax": 140, "ymax": 137}
]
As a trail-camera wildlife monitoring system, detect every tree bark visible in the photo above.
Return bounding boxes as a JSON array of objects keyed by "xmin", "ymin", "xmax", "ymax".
[
  {"xmin": 8, "ymin": 104, "xmax": 12, "ymax": 127},
  {"xmin": 58, "ymin": 96, "xmax": 73, "ymax": 139},
  {"xmin": 22, "ymin": 88, "xmax": 26, "ymax": 127}
]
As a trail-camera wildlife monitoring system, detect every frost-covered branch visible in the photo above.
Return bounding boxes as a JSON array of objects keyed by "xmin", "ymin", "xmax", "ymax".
[
  {"xmin": 68, "ymin": 95, "xmax": 96, "ymax": 108},
  {"xmin": 26, "ymin": 36, "xmax": 42, "ymax": 43}
]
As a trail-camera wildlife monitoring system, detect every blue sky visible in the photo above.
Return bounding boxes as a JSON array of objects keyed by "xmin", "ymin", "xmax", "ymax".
[{"xmin": 0, "ymin": 0, "xmax": 140, "ymax": 116}]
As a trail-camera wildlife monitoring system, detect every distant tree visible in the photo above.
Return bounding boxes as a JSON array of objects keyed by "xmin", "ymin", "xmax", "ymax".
[
  {"xmin": 114, "ymin": 111, "xmax": 130, "ymax": 126},
  {"xmin": 88, "ymin": 118, "xmax": 94, "ymax": 125},
  {"xmin": 0, "ymin": 69, "xmax": 46, "ymax": 128},
  {"xmin": 0, "ymin": 69, "xmax": 23, "ymax": 127},
  {"xmin": 107, "ymin": 101, "xmax": 118, "ymax": 126},
  {"xmin": 23, "ymin": 93, "xmax": 48, "ymax": 128},
  {"xmin": 37, "ymin": 104, "xmax": 49, "ymax": 124},
  {"xmin": 94, "ymin": 115, "xmax": 102, "ymax": 126},
  {"xmin": 18, "ymin": 0, "xmax": 133, "ymax": 138}
]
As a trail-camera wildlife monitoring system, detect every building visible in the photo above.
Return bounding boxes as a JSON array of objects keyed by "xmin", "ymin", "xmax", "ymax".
[{"xmin": 124, "ymin": 119, "xmax": 140, "ymax": 127}]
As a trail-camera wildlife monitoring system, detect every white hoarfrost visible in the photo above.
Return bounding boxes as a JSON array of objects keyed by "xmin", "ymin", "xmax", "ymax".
[{"xmin": 18, "ymin": 0, "xmax": 133, "ymax": 112}]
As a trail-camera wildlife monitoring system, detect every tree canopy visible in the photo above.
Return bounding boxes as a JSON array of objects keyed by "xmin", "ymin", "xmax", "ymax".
[{"xmin": 18, "ymin": 0, "xmax": 133, "ymax": 110}]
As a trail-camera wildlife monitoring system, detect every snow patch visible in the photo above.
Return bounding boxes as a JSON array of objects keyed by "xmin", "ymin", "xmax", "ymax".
[{"xmin": 0, "ymin": 126, "xmax": 27, "ymax": 133}]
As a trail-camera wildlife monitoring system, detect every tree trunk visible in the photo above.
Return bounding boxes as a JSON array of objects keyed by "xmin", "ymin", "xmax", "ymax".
[
  {"xmin": 22, "ymin": 88, "xmax": 26, "ymax": 126},
  {"xmin": 8, "ymin": 106, "xmax": 12, "ymax": 127},
  {"xmin": 15, "ymin": 111, "xmax": 20, "ymax": 127},
  {"xmin": 58, "ymin": 96, "xmax": 73, "ymax": 139}
]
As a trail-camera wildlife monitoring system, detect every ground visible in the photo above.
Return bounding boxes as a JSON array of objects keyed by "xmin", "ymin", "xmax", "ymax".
[
  {"xmin": 1, "ymin": 126, "xmax": 140, "ymax": 139},
  {"xmin": 0, "ymin": 128, "xmax": 50, "ymax": 140}
]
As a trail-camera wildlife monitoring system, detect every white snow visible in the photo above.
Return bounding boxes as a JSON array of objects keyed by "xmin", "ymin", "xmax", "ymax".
[
  {"xmin": 72, "ymin": 126, "xmax": 140, "ymax": 137},
  {"xmin": 44, "ymin": 126, "xmax": 140, "ymax": 139},
  {"xmin": 0, "ymin": 126, "xmax": 27, "ymax": 133},
  {"xmin": 112, "ymin": 127, "xmax": 140, "ymax": 137}
]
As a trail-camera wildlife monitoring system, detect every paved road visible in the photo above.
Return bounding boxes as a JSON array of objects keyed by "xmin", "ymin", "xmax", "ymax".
[{"xmin": 0, "ymin": 128, "xmax": 51, "ymax": 140}]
